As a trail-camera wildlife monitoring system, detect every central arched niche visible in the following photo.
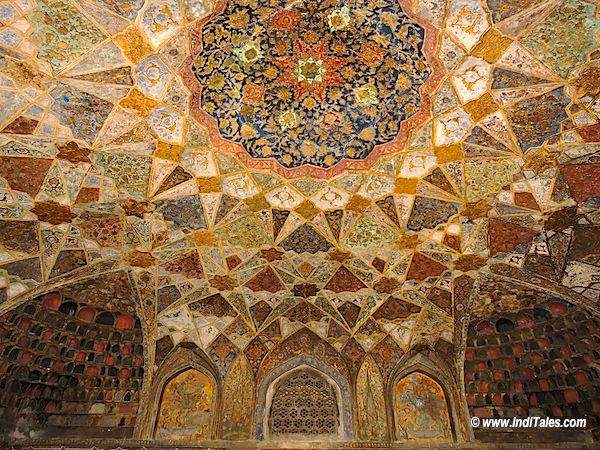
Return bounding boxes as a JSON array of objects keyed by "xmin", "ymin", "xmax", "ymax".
[
  {"xmin": 256, "ymin": 356, "xmax": 353, "ymax": 441},
  {"xmin": 268, "ymin": 367, "xmax": 340, "ymax": 438}
]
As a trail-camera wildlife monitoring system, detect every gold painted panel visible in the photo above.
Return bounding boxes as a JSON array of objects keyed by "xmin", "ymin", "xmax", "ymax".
[
  {"xmin": 156, "ymin": 369, "xmax": 214, "ymax": 440},
  {"xmin": 394, "ymin": 372, "xmax": 451, "ymax": 441},
  {"xmin": 356, "ymin": 357, "xmax": 387, "ymax": 441},
  {"xmin": 221, "ymin": 355, "xmax": 255, "ymax": 439}
]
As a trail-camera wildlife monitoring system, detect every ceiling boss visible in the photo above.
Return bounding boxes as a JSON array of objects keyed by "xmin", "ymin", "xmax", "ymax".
[{"xmin": 192, "ymin": 0, "xmax": 433, "ymax": 171}]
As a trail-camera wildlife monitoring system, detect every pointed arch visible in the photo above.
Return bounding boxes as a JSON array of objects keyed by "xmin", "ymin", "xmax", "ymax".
[
  {"xmin": 133, "ymin": 344, "xmax": 222, "ymax": 440},
  {"xmin": 255, "ymin": 355, "xmax": 354, "ymax": 440},
  {"xmin": 394, "ymin": 371, "xmax": 451, "ymax": 440},
  {"xmin": 388, "ymin": 352, "xmax": 470, "ymax": 442},
  {"xmin": 155, "ymin": 368, "xmax": 215, "ymax": 440}
]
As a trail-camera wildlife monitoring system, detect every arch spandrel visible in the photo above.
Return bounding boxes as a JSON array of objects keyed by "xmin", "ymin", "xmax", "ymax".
[{"xmin": 221, "ymin": 354, "xmax": 255, "ymax": 440}]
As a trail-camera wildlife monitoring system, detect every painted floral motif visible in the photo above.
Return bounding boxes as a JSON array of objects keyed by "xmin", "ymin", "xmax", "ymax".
[
  {"xmin": 193, "ymin": 0, "xmax": 431, "ymax": 168},
  {"xmin": 221, "ymin": 356, "xmax": 254, "ymax": 439},
  {"xmin": 356, "ymin": 357, "xmax": 387, "ymax": 440},
  {"xmin": 156, "ymin": 369, "xmax": 214, "ymax": 440},
  {"xmin": 394, "ymin": 372, "xmax": 451, "ymax": 440},
  {"xmin": 30, "ymin": 0, "xmax": 106, "ymax": 72}
]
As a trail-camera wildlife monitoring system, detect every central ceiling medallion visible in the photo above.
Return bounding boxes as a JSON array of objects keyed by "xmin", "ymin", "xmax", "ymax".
[{"xmin": 186, "ymin": 0, "xmax": 443, "ymax": 177}]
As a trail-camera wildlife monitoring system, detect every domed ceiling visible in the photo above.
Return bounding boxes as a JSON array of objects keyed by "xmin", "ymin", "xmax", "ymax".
[
  {"xmin": 188, "ymin": 0, "xmax": 440, "ymax": 174},
  {"xmin": 0, "ymin": 0, "xmax": 599, "ymax": 439}
]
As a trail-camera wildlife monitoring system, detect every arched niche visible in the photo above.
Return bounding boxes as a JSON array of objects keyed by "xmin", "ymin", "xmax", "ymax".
[
  {"xmin": 133, "ymin": 345, "xmax": 222, "ymax": 440},
  {"xmin": 388, "ymin": 353, "xmax": 468, "ymax": 443},
  {"xmin": 268, "ymin": 367, "xmax": 340, "ymax": 438},
  {"xmin": 256, "ymin": 355, "xmax": 353, "ymax": 441},
  {"xmin": 393, "ymin": 371, "xmax": 452, "ymax": 441},
  {"xmin": 155, "ymin": 368, "xmax": 215, "ymax": 441}
]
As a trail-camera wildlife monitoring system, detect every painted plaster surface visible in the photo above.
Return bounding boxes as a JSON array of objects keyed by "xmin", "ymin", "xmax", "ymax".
[
  {"xmin": 0, "ymin": 0, "xmax": 599, "ymax": 446},
  {"xmin": 394, "ymin": 372, "xmax": 452, "ymax": 440},
  {"xmin": 156, "ymin": 369, "xmax": 214, "ymax": 440}
]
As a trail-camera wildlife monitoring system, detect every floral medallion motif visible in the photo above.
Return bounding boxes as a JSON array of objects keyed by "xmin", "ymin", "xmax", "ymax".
[{"xmin": 191, "ymin": 0, "xmax": 434, "ymax": 172}]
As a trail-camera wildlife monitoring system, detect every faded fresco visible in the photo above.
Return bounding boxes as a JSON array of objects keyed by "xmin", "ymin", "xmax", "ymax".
[
  {"xmin": 155, "ymin": 369, "xmax": 214, "ymax": 440},
  {"xmin": 356, "ymin": 357, "xmax": 387, "ymax": 441},
  {"xmin": 221, "ymin": 355, "xmax": 255, "ymax": 439},
  {"xmin": 394, "ymin": 372, "xmax": 452, "ymax": 441}
]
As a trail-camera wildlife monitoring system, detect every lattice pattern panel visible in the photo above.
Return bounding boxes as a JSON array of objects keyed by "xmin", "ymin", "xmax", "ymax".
[{"xmin": 269, "ymin": 370, "xmax": 339, "ymax": 436}]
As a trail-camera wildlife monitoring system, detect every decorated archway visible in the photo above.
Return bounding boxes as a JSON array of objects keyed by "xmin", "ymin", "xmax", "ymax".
[
  {"xmin": 387, "ymin": 353, "xmax": 469, "ymax": 442},
  {"xmin": 134, "ymin": 345, "xmax": 222, "ymax": 440},
  {"xmin": 155, "ymin": 368, "xmax": 215, "ymax": 441},
  {"xmin": 393, "ymin": 371, "xmax": 452, "ymax": 441},
  {"xmin": 267, "ymin": 367, "xmax": 340, "ymax": 439}
]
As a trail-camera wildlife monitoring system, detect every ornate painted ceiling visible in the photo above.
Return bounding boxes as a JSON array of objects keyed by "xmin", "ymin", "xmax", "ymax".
[{"xmin": 0, "ymin": 0, "xmax": 599, "ymax": 399}]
